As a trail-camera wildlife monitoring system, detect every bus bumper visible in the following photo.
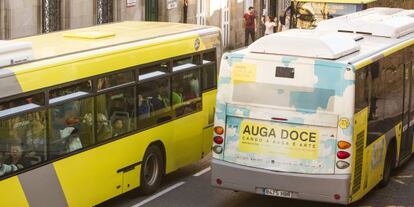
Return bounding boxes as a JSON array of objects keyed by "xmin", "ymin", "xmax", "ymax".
[{"xmin": 211, "ymin": 159, "xmax": 351, "ymax": 204}]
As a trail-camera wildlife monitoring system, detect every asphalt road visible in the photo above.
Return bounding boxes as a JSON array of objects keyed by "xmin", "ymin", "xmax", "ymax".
[{"xmin": 98, "ymin": 155, "xmax": 414, "ymax": 207}]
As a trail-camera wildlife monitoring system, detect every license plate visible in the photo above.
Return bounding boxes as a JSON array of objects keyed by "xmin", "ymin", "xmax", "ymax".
[{"xmin": 264, "ymin": 188, "xmax": 292, "ymax": 198}]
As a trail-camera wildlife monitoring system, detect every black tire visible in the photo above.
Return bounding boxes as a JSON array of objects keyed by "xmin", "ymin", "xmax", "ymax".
[
  {"xmin": 140, "ymin": 145, "xmax": 164, "ymax": 195},
  {"xmin": 379, "ymin": 142, "xmax": 396, "ymax": 188}
]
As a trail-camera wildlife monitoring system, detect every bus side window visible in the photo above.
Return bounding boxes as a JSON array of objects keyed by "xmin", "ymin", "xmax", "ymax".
[
  {"xmin": 48, "ymin": 82, "xmax": 94, "ymax": 158},
  {"xmin": 355, "ymin": 69, "xmax": 369, "ymax": 112},
  {"xmin": 97, "ymin": 71, "xmax": 134, "ymax": 90},
  {"xmin": 172, "ymin": 69, "xmax": 202, "ymax": 117},
  {"xmin": 137, "ymin": 77, "xmax": 171, "ymax": 130},
  {"xmin": 0, "ymin": 94, "xmax": 46, "ymax": 177},
  {"xmin": 202, "ymin": 51, "xmax": 217, "ymax": 91},
  {"xmin": 95, "ymin": 86, "xmax": 135, "ymax": 141}
]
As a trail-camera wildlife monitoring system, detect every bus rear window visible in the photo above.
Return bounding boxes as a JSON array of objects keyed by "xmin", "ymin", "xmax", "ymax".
[{"xmin": 233, "ymin": 83, "xmax": 335, "ymax": 112}]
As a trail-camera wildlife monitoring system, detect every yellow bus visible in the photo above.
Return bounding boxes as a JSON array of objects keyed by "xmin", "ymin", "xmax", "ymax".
[
  {"xmin": 212, "ymin": 8, "xmax": 414, "ymax": 204},
  {"xmin": 0, "ymin": 21, "xmax": 220, "ymax": 206}
]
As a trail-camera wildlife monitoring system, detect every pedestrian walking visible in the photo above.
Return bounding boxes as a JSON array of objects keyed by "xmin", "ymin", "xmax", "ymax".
[
  {"xmin": 243, "ymin": 6, "xmax": 257, "ymax": 46},
  {"xmin": 261, "ymin": 15, "xmax": 277, "ymax": 35}
]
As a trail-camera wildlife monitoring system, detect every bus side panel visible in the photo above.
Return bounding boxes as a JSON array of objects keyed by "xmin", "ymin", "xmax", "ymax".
[
  {"xmin": 202, "ymin": 89, "xmax": 217, "ymax": 156},
  {"xmin": 54, "ymin": 125, "xmax": 173, "ymax": 207},
  {"xmin": 350, "ymin": 107, "xmax": 368, "ymax": 202},
  {"xmin": 351, "ymin": 108, "xmax": 387, "ymax": 203},
  {"xmin": 0, "ymin": 177, "xmax": 29, "ymax": 207},
  {"xmin": 14, "ymin": 35, "xmax": 209, "ymax": 93}
]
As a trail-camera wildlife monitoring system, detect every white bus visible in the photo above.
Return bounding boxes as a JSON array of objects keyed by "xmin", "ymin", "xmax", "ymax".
[{"xmin": 211, "ymin": 7, "xmax": 414, "ymax": 204}]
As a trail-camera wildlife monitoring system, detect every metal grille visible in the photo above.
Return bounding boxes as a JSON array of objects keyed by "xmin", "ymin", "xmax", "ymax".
[
  {"xmin": 42, "ymin": 0, "xmax": 61, "ymax": 33},
  {"xmin": 352, "ymin": 131, "xmax": 365, "ymax": 194},
  {"xmin": 97, "ymin": 0, "xmax": 113, "ymax": 24}
]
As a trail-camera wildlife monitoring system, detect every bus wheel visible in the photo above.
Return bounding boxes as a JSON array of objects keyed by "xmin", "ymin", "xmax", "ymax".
[
  {"xmin": 140, "ymin": 145, "xmax": 164, "ymax": 195},
  {"xmin": 379, "ymin": 141, "xmax": 396, "ymax": 188}
]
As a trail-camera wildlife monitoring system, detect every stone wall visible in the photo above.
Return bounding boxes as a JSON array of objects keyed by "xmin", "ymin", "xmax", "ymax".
[{"xmin": 3, "ymin": 0, "xmax": 40, "ymax": 39}]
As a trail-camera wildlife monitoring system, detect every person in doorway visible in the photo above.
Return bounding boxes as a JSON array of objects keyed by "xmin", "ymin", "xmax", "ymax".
[
  {"xmin": 243, "ymin": 6, "xmax": 257, "ymax": 46},
  {"xmin": 261, "ymin": 15, "xmax": 277, "ymax": 35}
]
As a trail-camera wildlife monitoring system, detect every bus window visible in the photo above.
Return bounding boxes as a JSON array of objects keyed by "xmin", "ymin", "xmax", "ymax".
[
  {"xmin": 202, "ymin": 64, "xmax": 217, "ymax": 91},
  {"xmin": 354, "ymin": 69, "xmax": 369, "ymax": 112},
  {"xmin": 0, "ymin": 110, "xmax": 46, "ymax": 177},
  {"xmin": 138, "ymin": 62, "xmax": 169, "ymax": 81},
  {"xmin": 202, "ymin": 50, "xmax": 216, "ymax": 64},
  {"xmin": 173, "ymin": 55, "xmax": 200, "ymax": 72},
  {"xmin": 96, "ymin": 87, "xmax": 135, "ymax": 141},
  {"xmin": 97, "ymin": 71, "xmax": 135, "ymax": 90},
  {"xmin": 0, "ymin": 93, "xmax": 44, "ymax": 118},
  {"xmin": 172, "ymin": 69, "xmax": 201, "ymax": 117},
  {"xmin": 49, "ymin": 81, "xmax": 92, "ymax": 104},
  {"xmin": 48, "ymin": 95, "xmax": 94, "ymax": 158},
  {"xmin": 137, "ymin": 77, "xmax": 171, "ymax": 129}
]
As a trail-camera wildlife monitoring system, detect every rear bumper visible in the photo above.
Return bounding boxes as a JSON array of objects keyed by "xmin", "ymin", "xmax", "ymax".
[{"xmin": 211, "ymin": 159, "xmax": 351, "ymax": 204}]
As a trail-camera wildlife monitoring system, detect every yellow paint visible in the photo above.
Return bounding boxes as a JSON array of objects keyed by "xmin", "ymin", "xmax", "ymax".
[
  {"xmin": 15, "ymin": 35, "xmax": 208, "ymax": 92},
  {"xmin": 339, "ymin": 118, "xmax": 350, "ymax": 129},
  {"xmin": 63, "ymin": 31, "xmax": 116, "ymax": 39},
  {"xmin": 293, "ymin": 0, "xmax": 376, "ymax": 3},
  {"xmin": 202, "ymin": 90, "xmax": 217, "ymax": 155},
  {"xmin": 350, "ymin": 107, "xmax": 367, "ymax": 202},
  {"xmin": 395, "ymin": 122, "xmax": 402, "ymax": 161},
  {"xmin": 0, "ymin": 177, "xmax": 29, "ymax": 207},
  {"xmin": 231, "ymin": 63, "xmax": 257, "ymax": 83},
  {"xmin": 366, "ymin": 137, "xmax": 386, "ymax": 192},
  {"xmin": 238, "ymin": 120, "xmax": 320, "ymax": 160}
]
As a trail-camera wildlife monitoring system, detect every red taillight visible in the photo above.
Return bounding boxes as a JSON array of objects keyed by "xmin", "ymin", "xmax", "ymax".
[
  {"xmin": 337, "ymin": 151, "xmax": 350, "ymax": 159},
  {"xmin": 214, "ymin": 126, "xmax": 224, "ymax": 135},
  {"xmin": 334, "ymin": 194, "xmax": 341, "ymax": 200},
  {"xmin": 337, "ymin": 141, "xmax": 351, "ymax": 149},
  {"xmin": 216, "ymin": 178, "xmax": 222, "ymax": 185},
  {"xmin": 214, "ymin": 136, "xmax": 224, "ymax": 144}
]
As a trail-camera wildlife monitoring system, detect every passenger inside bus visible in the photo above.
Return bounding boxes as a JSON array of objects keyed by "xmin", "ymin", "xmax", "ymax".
[
  {"xmin": 96, "ymin": 113, "xmax": 112, "ymax": 141},
  {"xmin": 0, "ymin": 142, "xmax": 31, "ymax": 176}
]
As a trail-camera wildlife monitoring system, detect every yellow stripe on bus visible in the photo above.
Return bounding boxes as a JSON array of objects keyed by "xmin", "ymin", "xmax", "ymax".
[{"xmin": 0, "ymin": 177, "xmax": 30, "ymax": 207}]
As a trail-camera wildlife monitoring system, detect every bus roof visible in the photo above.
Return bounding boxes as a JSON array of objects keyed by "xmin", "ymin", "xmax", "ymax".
[
  {"xmin": 10, "ymin": 21, "xmax": 212, "ymax": 62},
  {"xmin": 245, "ymin": 7, "xmax": 414, "ymax": 69},
  {"xmin": 292, "ymin": 0, "xmax": 377, "ymax": 4}
]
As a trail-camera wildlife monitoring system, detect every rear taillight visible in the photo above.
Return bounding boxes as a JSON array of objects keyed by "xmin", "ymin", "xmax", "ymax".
[
  {"xmin": 214, "ymin": 136, "xmax": 224, "ymax": 144},
  {"xmin": 214, "ymin": 126, "xmax": 224, "ymax": 135},
  {"xmin": 337, "ymin": 151, "xmax": 350, "ymax": 159},
  {"xmin": 337, "ymin": 141, "xmax": 351, "ymax": 149},
  {"xmin": 213, "ymin": 145, "xmax": 223, "ymax": 154}
]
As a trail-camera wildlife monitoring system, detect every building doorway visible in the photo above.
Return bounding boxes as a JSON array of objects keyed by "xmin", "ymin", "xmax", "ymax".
[{"xmin": 145, "ymin": 0, "xmax": 158, "ymax": 21}]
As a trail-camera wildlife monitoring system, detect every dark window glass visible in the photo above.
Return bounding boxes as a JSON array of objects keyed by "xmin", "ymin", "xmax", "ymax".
[
  {"xmin": 96, "ymin": 87, "xmax": 135, "ymax": 141},
  {"xmin": 49, "ymin": 81, "xmax": 92, "ymax": 104},
  {"xmin": 137, "ymin": 78, "xmax": 171, "ymax": 129},
  {"xmin": 0, "ymin": 111, "xmax": 46, "ymax": 177},
  {"xmin": 355, "ymin": 69, "xmax": 369, "ymax": 112},
  {"xmin": 173, "ymin": 56, "xmax": 200, "ymax": 72},
  {"xmin": 172, "ymin": 69, "xmax": 202, "ymax": 117},
  {"xmin": 97, "ymin": 71, "xmax": 134, "ymax": 90},
  {"xmin": 202, "ymin": 64, "xmax": 217, "ymax": 90},
  {"xmin": 366, "ymin": 62, "xmax": 385, "ymax": 144},
  {"xmin": 48, "ymin": 97, "xmax": 94, "ymax": 158},
  {"xmin": 0, "ymin": 94, "xmax": 44, "ymax": 118},
  {"xmin": 138, "ymin": 62, "xmax": 169, "ymax": 81},
  {"xmin": 202, "ymin": 50, "xmax": 216, "ymax": 64}
]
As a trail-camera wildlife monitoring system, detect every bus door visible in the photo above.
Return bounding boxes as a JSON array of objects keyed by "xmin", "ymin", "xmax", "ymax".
[{"xmin": 400, "ymin": 62, "xmax": 413, "ymax": 160}]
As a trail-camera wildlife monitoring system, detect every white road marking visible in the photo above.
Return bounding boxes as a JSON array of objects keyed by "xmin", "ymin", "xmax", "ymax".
[
  {"xmin": 131, "ymin": 181, "xmax": 186, "ymax": 207},
  {"xmin": 394, "ymin": 175, "xmax": 413, "ymax": 179},
  {"xmin": 392, "ymin": 178, "xmax": 406, "ymax": 185},
  {"xmin": 193, "ymin": 167, "xmax": 211, "ymax": 177}
]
